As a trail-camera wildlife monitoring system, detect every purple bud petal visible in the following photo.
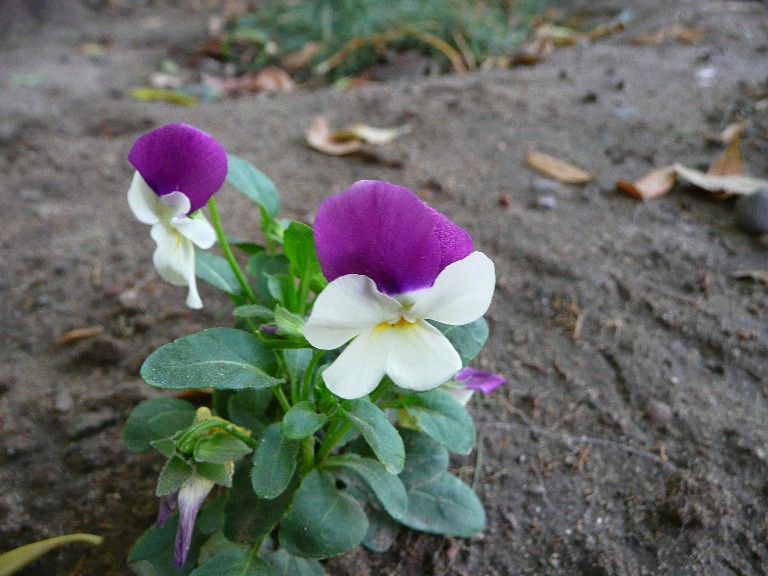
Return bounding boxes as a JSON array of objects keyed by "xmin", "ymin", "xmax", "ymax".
[
  {"xmin": 313, "ymin": 180, "xmax": 472, "ymax": 295},
  {"xmin": 455, "ymin": 367, "xmax": 506, "ymax": 394},
  {"xmin": 173, "ymin": 474, "xmax": 214, "ymax": 568},
  {"xmin": 155, "ymin": 493, "xmax": 177, "ymax": 527},
  {"xmin": 128, "ymin": 123, "xmax": 227, "ymax": 214}
]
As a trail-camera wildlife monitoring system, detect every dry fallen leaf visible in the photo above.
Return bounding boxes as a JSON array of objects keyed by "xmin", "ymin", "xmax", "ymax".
[
  {"xmin": 524, "ymin": 151, "xmax": 595, "ymax": 184},
  {"xmin": 204, "ymin": 67, "xmax": 294, "ymax": 96},
  {"xmin": 730, "ymin": 270, "xmax": 768, "ymax": 285},
  {"xmin": 629, "ymin": 25, "xmax": 705, "ymax": 46},
  {"xmin": 673, "ymin": 164, "xmax": 768, "ymax": 195},
  {"xmin": 707, "ymin": 135, "xmax": 743, "ymax": 178},
  {"xmin": 55, "ymin": 325, "xmax": 104, "ymax": 347},
  {"xmin": 616, "ymin": 165, "xmax": 677, "ymax": 200},
  {"xmin": 306, "ymin": 116, "xmax": 409, "ymax": 156}
]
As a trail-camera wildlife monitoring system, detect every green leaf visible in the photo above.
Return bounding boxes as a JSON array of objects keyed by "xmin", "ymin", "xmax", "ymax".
[
  {"xmin": 251, "ymin": 423, "xmax": 299, "ymax": 498},
  {"xmin": 431, "ymin": 318, "xmax": 489, "ymax": 366},
  {"xmin": 0, "ymin": 534, "xmax": 102, "ymax": 576},
  {"xmin": 141, "ymin": 328, "xmax": 282, "ymax": 391},
  {"xmin": 124, "ymin": 398, "xmax": 197, "ymax": 452},
  {"xmin": 233, "ymin": 305, "xmax": 274, "ymax": 322},
  {"xmin": 190, "ymin": 549, "xmax": 276, "ymax": 576},
  {"xmin": 247, "ymin": 253, "xmax": 290, "ymax": 308},
  {"xmin": 398, "ymin": 471, "xmax": 486, "ymax": 537},
  {"xmin": 195, "ymin": 248, "xmax": 243, "ymax": 296},
  {"xmin": 151, "ymin": 438, "xmax": 177, "ymax": 458},
  {"xmin": 224, "ymin": 464, "xmax": 295, "ymax": 544},
  {"xmin": 194, "ymin": 432, "xmax": 253, "ymax": 464},
  {"xmin": 128, "ymin": 514, "xmax": 205, "ymax": 575},
  {"xmin": 196, "ymin": 494, "xmax": 227, "ymax": 536},
  {"xmin": 227, "ymin": 388, "xmax": 273, "ymax": 433},
  {"xmin": 281, "ymin": 401, "xmax": 327, "ymax": 440},
  {"xmin": 265, "ymin": 273, "xmax": 295, "ymax": 308},
  {"xmin": 402, "ymin": 389, "xmax": 476, "ymax": 455},
  {"xmin": 283, "ymin": 348, "xmax": 313, "ymax": 387},
  {"xmin": 279, "ymin": 470, "xmax": 368, "ymax": 559},
  {"xmin": 264, "ymin": 549, "xmax": 325, "ymax": 576},
  {"xmin": 226, "ymin": 154, "xmax": 280, "ymax": 217},
  {"xmin": 324, "ymin": 454, "xmax": 407, "ymax": 520},
  {"xmin": 283, "ymin": 221, "xmax": 321, "ymax": 280},
  {"xmin": 344, "ymin": 399, "xmax": 404, "ymax": 474},
  {"xmin": 196, "ymin": 462, "xmax": 234, "ymax": 487},
  {"xmin": 398, "ymin": 429, "xmax": 449, "ymax": 489},
  {"xmin": 156, "ymin": 455, "xmax": 193, "ymax": 496},
  {"xmin": 274, "ymin": 305, "xmax": 305, "ymax": 336}
]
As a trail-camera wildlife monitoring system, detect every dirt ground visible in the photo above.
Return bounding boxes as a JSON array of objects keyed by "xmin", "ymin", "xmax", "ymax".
[{"xmin": 1, "ymin": 0, "xmax": 767, "ymax": 574}]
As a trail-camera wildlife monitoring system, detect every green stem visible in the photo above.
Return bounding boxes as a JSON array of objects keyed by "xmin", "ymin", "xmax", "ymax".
[
  {"xmin": 300, "ymin": 349, "xmax": 325, "ymax": 402},
  {"xmin": 207, "ymin": 197, "xmax": 258, "ymax": 304},
  {"xmin": 301, "ymin": 437, "xmax": 315, "ymax": 475},
  {"xmin": 273, "ymin": 385, "xmax": 292, "ymax": 415},
  {"xmin": 317, "ymin": 419, "xmax": 351, "ymax": 463}
]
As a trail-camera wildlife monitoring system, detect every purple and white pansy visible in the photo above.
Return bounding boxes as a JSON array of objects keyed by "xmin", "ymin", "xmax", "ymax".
[
  {"xmin": 303, "ymin": 180, "xmax": 496, "ymax": 399},
  {"xmin": 127, "ymin": 123, "xmax": 227, "ymax": 309}
]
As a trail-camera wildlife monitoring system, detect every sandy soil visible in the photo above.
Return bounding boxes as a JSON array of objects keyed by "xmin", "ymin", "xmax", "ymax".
[{"xmin": 1, "ymin": 0, "xmax": 767, "ymax": 574}]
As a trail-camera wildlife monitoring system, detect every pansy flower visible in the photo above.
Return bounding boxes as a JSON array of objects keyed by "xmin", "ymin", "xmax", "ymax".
[
  {"xmin": 445, "ymin": 367, "xmax": 506, "ymax": 406},
  {"xmin": 303, "ymin": 180, "xmax": 496, "ymax": 399},
  {"xmin": 127, "ymin": 123, "xmax": 227, "ymax": 309}
]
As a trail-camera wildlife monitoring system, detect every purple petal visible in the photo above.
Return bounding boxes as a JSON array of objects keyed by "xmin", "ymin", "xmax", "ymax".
[
  {"xmin": 455, "ymin": 367, "xmax": 506, "ymax": 394},
  {"xmin": 313, "ymin": 180, "xmax": 472, "ymax": 295},
  {"xmin": 155, "ymin": 493, "xmax": 177, "ymax": 527},
  {"xmin": 128, "ymin": 123, "xmax": 227, "ymax": 214},
  {"xmin": 173, "ymin": 475, "xmax": 213, "ymax": 568}
]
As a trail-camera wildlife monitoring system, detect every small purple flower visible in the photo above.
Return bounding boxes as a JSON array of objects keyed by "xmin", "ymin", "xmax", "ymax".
[
  {"xmin": 455, "ymin": 367, "xmax": 506, "ymax": 393},
  {"xmin": 126, "ymin": 124, "xmax": 227, "ymax": 308},
  {"xmin": 304, "ymin": 181, "xmax": 496, "ymax": 399},
  {"xmin": 446, "ymin": 368, "xmax": 506, "ymax": 406},
  {"xmin": 128, "ymin": 123, "xmax": 227, "ymax": 214}
]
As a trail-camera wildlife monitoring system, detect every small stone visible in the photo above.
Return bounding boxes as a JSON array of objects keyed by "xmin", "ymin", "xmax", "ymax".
[
  {"xmin": 735, "ymin": 188, "xmax": 768, "ymax": 235},
  {"xmin": 55, "ymin": 390, "xmax": 74, "ymax": 413},
  {"xmin": 535, "ymin": 195, "xmax": 557, "ymax": 210},
  {"xmin": 647, "ymin": 400, "xmax": 673, "ymax": 425},
  {"xmin": 118, "ymin": 288, "xmax": 147, "ymax": 313}
]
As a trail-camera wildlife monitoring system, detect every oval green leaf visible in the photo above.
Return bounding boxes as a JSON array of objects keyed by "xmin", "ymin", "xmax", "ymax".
[
  {"xmin": 251, "ymin": 423, "xmax": 298, "ymax": 498},
  {"xmin": 279, "ymin": 470, "xmax": 368, "ymax": 559},
  {"xmin": 281, "ymin": 401, "xmax": 327, "ymax": 440},
  {"xmin": 344, "ymin": 399, "xmax": 404, "ymax": 474},
  {"xmin": 140, "ymin": 328, "xmax": 281, "ymax": 391},
  {"xmin": 226, "ymin": 154, "xmax": 280, "ymax": 217}
]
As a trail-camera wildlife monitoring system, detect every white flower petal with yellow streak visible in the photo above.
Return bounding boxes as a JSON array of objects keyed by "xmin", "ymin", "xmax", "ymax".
[{"xmin": 303, "ymin": 274, "xmax": 402, "ymax": 350}]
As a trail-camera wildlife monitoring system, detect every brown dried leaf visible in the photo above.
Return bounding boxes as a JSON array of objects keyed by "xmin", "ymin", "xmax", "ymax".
[
  {"xmin": 673, "ymin": 163, "xmax": 768, "ymax": 196},
  {"xmin": 616, "ymin": 165, "xmax": 677, "ymax": 200},
  {"xmin": 306, "ymin": 117, "xmax": 409, "ymax": 156},
  {"xmin": 524, "ymin": 151, "xmax": 594, "ymax": 184},
  {"xmin": 629, "ymin": 26, "xmax": 705, "ymax": 46},
  {"xmin": 730, "ymin": 270, "xmax": 768, "ymax": 285},
  {"xmin": 305, "ymin": 117, "xmax": 362, "ymax": 156},
  {"xmin": 707, "ymin": 135, "xmax": 742, "ymax": 177},
  {"xmin": 333, "ymin": 123, "xmax": 410, "ymax": 145},
  {"xmin": 55, "ymin": 326, "xmax": 104, "ymax": 347}
]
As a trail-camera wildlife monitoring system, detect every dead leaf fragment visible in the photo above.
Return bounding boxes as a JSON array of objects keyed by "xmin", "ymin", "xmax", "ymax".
[
  {"xmin": 629, "ymin": 26, "xmax": 705, "ymax": 46},
  {"xmin": 707, "ymin": 135, "xmax": 742, "ymax": 178},
  {"xmin": 55, "ymin": 326, "xmax": 105, "ymax": 347},
  {"xmin": 333, "ymin": 124, "xmax": 410, "ymax": 145},
  {"xmin": 673, "ymin": 164, "xmax": 768, "ymax": 196},
  {"xmin": 306, "ymin": 116, "xmax": 408, "ymax": 156},
  {"xmin": 524, "ymin": 151, "xmax": 594, "ymax": 184},
  {"xmin": 616, "ymin": 165, "xmax": 676, "ymax": 200},
  {"xmin": 730, "ymin": 270, "xmax": 768, "ymax": 285}
]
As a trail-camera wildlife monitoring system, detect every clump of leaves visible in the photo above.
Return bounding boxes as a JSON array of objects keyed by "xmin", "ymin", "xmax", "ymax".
[{"xmin": 208, "ymin": 0, "xmax": 548, "ymax": 81}]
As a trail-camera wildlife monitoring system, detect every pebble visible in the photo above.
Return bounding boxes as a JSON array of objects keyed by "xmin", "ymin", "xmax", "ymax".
[
  {"xmin": 55, "ymin": 390, "xmax": 74, "ymax": 413},
  {"xmin": 734, "ymin": 188, "xmax": 768, "ymax": 235},
  {"xmin": 535, "ymin": 195, "xmax": 557, "ymax": 210},
  {"xmin": 647, "ymin": 400, "xmax": 673, "ymax": 425}
]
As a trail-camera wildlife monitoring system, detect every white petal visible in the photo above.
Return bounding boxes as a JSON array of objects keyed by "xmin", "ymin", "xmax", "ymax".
[
  {"xmin": 382, "ymin": 320, "xmax": 462, "ymax": 391},
  {"xmin": 444, "ymin": 383, "xmax": 474, "ymax": 407},
  {"xmin": 303, "ymin": 274, "xmax": 402, "ymax": 350},
  {"xmin": 322, "ymin": 327, "xmax": 391, "ymax": 399},
  {"xmin": 159, "ymin": 190, "xmax": 192, "ymax": 219},
  {"xmin": 151, "ymin": 223, "xmax": 204, "ymax": 309},
  {"xmin": 127, "ymin": 172, "xmax": 160, "ymax": 225},
  {"xmin": 173, "ymin": 212, "xmax": 216, "ymax": 249},
  {"xmin": 407, "ymin": 252, "xmax": 496, "ymax": 325}
]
